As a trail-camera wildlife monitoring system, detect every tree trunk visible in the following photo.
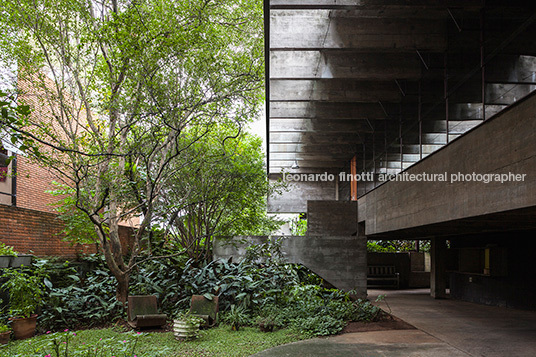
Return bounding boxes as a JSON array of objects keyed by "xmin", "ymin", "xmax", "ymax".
[{"xmin": 115, "ymin": 271, "xmax": 130, "ymax": 307}]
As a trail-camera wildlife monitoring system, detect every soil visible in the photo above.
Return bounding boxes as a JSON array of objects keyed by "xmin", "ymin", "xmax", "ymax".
[{"xmin": 341, "ymin": 314, "xmax": 415, "ymax": 334}]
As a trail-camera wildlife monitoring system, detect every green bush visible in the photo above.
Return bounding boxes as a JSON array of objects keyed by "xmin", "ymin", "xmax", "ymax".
[
  {"xmin": 0, "ymin": 242, "xmax": 18, "ymax": 256},
  {"xmin": 38, "ymin": 256, "xmax": 124, "ymax": 331},
  {"xmin": 1, "ymin": 268, "xmax": 44, "ymax": 318},
  {"xmin": 35, "ymin": 239, "xmax": 383, "ymax": 338}
]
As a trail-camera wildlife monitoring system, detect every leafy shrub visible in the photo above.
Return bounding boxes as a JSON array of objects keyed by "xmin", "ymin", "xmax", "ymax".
[
  {"xmin": 38, "ymin": 256, "xmax": 124, "ymax": 331},
  {"xmin": 221, "ymin": 305, "xmax": 249, "ymax": 331},
  {"xmin": 35, "ymin": 238, "xmax": 383, "ymax": 338},
  {"xmin": 1, "ymin": 268, "xmax": 44, "ymax": 317},
  {"xmin": 0, "ymin": 242, "xmax": 18, "ymax": 256}
]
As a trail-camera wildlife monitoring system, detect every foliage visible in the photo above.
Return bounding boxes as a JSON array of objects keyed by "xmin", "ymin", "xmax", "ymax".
[
  {"xmin": 353, "ymin": 299, "xmax": 383, "ymax": 322},
  {"xmin": 221, "ymin": 305, "xmax": 249, "ymax": 331},
  {"xmin": 367, "ymin": 240, "xmax": 430, "ymax": 253},
  {"xmin": 0, "ymin": 326, "xmax": 304, "ymax": 357},
  {"xmin": 268, "ymin": 285, "xmax": 355, "ymax": 337},
  {"xmin": 289, "ymin": 214, "xmax": 307, "ymax": 236},
  {"xmin": 175, "ymin": 239, "xmax": 383, "ymax": 337},
  {"xmin": 0, "ymin": 0, "xmax": 265, "ymax": 304},
  {"xmin": 0, "ymin": 91, "xmax": 34, "ymax": 161},
  {"xmin": 157, "ymin": 129, "xmax": 283, "ymax": 263},
  {"xmin": 174, "ymin": 312, "xmax": 205, "ymax": 326},
  {"xmin": 36, "ymin": 238, "xmax": 384, "ymax": 338},
  {"xmin": 47, "ymin": 329, "xmax": 142, "ymax": 357},
  {"xmin": 176, "ymin": 238, "xmax": 300, "ymax": 313},
  {"xmin": 37, "ymin": 256, "xmax": 125, "ymax": 332},
  {"xmin": 375, "ymin": 294, "xmax": 392, "ymax": 315},
  {"xmin": 0, "ymin": 242, "xmax": 17, "ymax": 257},
  {"xmin": 0, "ymin": 324, "xmax": 10, "ymax": 333},
  {"xmin": 47, "ymin": 184, "xmax": 99, "ymax": 245},
  {"xmin": 0, "ymin": 268, "xmax": 44, "ymax": 318},
  {"xmin": 1, "ymin": 329, "xmax": 144, "ymax": 357}
]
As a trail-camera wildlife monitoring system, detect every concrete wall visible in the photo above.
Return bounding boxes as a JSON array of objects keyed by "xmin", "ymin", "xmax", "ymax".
[
  {"xmin": 214, "ymin": 235, "xmax": 367, "ymax": 297},
  {"xmin": 358, "ymin": 93, "xmax": 536, "ymax": 236},
  {"xmin": 268, "ymin": 174, "xmax": 336, "ymax": 213},
  {"xmin": 307, "ymin": 200, "xmax": 357, "ymax": 235}
]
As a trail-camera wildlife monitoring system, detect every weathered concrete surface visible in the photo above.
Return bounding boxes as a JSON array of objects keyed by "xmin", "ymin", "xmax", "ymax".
[
  {"xmin": 307, "ymin": 200, "xmax": 357, "ymax": 236},
  {"xmin": 269, "ymin": 0, "xmax": 482, "ymax": 9},
  {"xmin": 271, "ymin": 10, "xmax": 446, "ymax": 51},
  {"xmin": 271, "ymin": 51, "xmax": 422, "ymax": 80},
  {"xmin": 358, "ymin": 92, "xmax": 536, "ymax": 237},
  {"xmin": 284, "ymin": 235, "xmax": 366, "ymax": 294},
  {"xmin": 270, "ymin": 101, "xmax": 389, "ymax": 119},
  {"xmin": 369, "ymin": 289, "xmax": 536, "ymax": 357},
  {"xmin": 253, "ymin": 329, "xmax": 469, "ymax": 357},
  {"xmin": 430, "ymin": 238, "xmax": 447, "ymax": 298},
  {"xmin": 268, "ymin": 174, "xmax": 336, "ymax": 213},
  {"xmin": 214, "ymin": 235, "xmax": 366, "ymax": 296},
  {"xmin": 270, "ymin": 79, "xmax": 402, "ymax": 102}
]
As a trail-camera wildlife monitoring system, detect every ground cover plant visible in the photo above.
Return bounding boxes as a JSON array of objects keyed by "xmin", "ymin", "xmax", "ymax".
[
  {"xmin": 0, "ymin": 326, "xmax": 303, "ymax": 357},
  {"xmin": 28, "ymin": 238, "xmax": 383, "ymax": 338}
]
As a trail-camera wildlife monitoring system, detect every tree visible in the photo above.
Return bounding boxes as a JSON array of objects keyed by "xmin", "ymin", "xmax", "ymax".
[
  {"xmin": 156, "ymin": 127, "xmax": 282, "ymax": 263},
  {"xmin": 0, "ymin": 0, "xmax": 264, "ymax": 304}
]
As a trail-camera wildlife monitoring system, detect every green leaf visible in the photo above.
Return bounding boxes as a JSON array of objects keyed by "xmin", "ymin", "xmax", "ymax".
[
  {"xmin": 43, "ymin": 278, "xmax": 53, "ymax": 289},
  {"xmin": 68, "ymin": 274, "xmax": 81, "ymax": 282}
]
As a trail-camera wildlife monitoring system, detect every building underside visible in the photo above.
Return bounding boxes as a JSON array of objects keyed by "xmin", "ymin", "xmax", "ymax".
[{"xmin": 266, "ymin": 0, "xmax": 536, "ymax": 308}]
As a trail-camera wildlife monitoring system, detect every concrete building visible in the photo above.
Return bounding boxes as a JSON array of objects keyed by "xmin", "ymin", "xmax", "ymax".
[{"xmin": 266, "ymin": 0, "xmax": 536, "ymax": 308}]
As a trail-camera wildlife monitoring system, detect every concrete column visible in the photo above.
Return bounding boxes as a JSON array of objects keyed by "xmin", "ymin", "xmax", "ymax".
[{"xmin": 430, "ymin": 237, "xmax": 447, "ymax": 299}]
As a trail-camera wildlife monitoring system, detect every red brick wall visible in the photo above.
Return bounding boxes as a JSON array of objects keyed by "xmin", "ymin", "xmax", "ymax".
[
  {"xmin": 16, "ymin": 156, "xmax": 60, "ymax": 213},
  {"xmin": 0, "ymin": 204, "xmax": 97, "ymax": 258}
]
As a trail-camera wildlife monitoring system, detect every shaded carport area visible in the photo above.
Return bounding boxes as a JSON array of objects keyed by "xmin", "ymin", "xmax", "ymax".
[
  {"xmin": 254, "ymin": 288, "xmax": 536, "ymax": 356},
  {"xmin": 369, "ymin": 288, "xmax": 536, "ymax": 356}
]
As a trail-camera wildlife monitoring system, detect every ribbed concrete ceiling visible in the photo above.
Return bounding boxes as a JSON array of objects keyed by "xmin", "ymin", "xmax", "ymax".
[{"xmin": 268, "ymin": 0, "xmax": 536, "ymax": 180}]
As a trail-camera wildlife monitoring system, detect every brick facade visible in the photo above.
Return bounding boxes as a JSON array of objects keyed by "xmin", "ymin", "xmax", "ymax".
[
  {"xmin": 0, "ymin": 204, "xmax": 97, "ymax": 258},
  {"xmin": 16, "ymin": 156, "xmax": 61, "ymax": 213},
  {"xmin": 0, "ymin": 73, "xmax": 136, "ymax": 259}
]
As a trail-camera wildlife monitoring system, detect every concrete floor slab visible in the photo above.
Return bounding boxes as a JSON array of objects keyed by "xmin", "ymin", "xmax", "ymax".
[
  {"xmin": 253, "ymin": 330, "xmax": 468, "ymax": 357},
  {"xmin": 369, "ymin": 289, "xmax": 536, "ymax": 357},
  {"xmin": 253, "ymin": 289, "xmax": 536, "ymax": 356}
]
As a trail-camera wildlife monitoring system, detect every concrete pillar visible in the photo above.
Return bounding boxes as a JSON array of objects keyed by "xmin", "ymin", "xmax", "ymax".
[{"xmin": 430, "ymin": 237, "xmax": 447, "ymax": 299}]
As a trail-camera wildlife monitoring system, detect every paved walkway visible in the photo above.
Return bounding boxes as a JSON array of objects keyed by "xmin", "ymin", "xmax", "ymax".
[
  {"xmin": 369, "ymin": 289, "xmax": 536, "ymax": 357},
  {"xmin": 253, "ymin": 289, "xmax": 536, "ymax": 357}
]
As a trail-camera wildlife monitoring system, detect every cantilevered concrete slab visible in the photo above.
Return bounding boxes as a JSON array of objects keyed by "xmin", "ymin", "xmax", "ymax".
[
  {"xmin": 267, "ymin": 0, "xmax": 536, "ymax": 181},
  {"xmin": 358, "ymin": 91, "xmax": 536, "ymax": 238}
]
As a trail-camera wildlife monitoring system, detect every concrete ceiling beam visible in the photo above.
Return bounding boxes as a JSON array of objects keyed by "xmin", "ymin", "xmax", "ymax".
[
  {"xmin": 270, "ymin": 79, "xmax": 402, "ymax": 102},
  {"xmin": 271, "ymin": 152, "xmax": 355, "ymax": 161},
  {"xmin": 269, "ymin": 0, "xmax": 484, "ymax": 10},
  {"xmin": 270, "ymin": 160, "xmax": 347, "ymax": 168},
  {"xmin": 270, "ymin": 143, "xmax": 359, "ymax": 155},
  {"xmin": 270, "ymin": 51, "xmax": 422, "ymax": 80},
  {"xmin": 270, "ymin": 118, "xmax": 375, "ymax": 133},
  {"xmin": 270, "ymin": 101, "xmax": 391, "ymax": 119},
  {"xmin": 270, "ymin": 131, "xmax": 363, "ymax": 145},
  {"xmin": 271, "ymin": 12, "xmax": 446, "ymax": 51}
]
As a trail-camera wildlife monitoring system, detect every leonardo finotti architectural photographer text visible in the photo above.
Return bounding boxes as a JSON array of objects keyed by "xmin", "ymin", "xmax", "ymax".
[{"xmin": 283, "ymin": 172, "xmax": 527, "ymax": 184}]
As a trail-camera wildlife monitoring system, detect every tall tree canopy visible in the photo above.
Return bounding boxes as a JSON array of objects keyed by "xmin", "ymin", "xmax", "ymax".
[
  {"xmin": 158, "ymin": 128, "xmax": 281, "ymax": 263},
  {"xmin": 0, "ymin": 0, "xmax": 264, "ymax": 304}
]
